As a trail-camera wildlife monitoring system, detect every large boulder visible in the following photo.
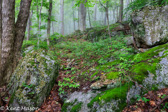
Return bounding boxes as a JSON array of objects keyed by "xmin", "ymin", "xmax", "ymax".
[
  {"xmin": 131, "ymin": 5, "xmax": 168, "ymax": 47},
  {"xmin": 8, "ymin": 50, "xmax": 59, "ymax": 111}
]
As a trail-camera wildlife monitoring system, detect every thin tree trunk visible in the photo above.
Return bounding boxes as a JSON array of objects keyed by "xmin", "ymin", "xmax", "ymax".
[
  {"xmin": 52, "ymin": 22, "xmax": 54, "ymax": 34},
  {"xmin": 119, "ymin": 0, "xmax": 123, "ymax": 22},
  {"xmin": 106, "ymin": 1, "xmax": 111, "ymax": 39},
  {"xmin": 78, "ymin": 7, "xmax": 80, "ymax": 30},
  {"xmin": 47, "ymin": 0, "xmax": 52, "ymax": 46},
  {"xmin": 88, "ymin": 7, "xmax": 92, "ymax": 28},
  {"xmin": 113, "ymin": 9, "xmax": 115, "ymax": 23},
  {"xmin": 72, "ymin": 1, "xmax": 76, "ymax": 31},
  {"xmin": 79, "ymin": 0, "xmax": 87, "ymax": 31},
  {"xmin": 27, "ymin": 8, "xmax": 33, "ymax": 40},
  {"xmin": 37, "ymin": 0, "xmax": 43, "ymax": 49},
  {"xmin": 117, "ymin": 6, "xmax": 119, "ymax": 21},
  {"xmin": 60, "ymin": 0, "xmax": 64, "ymax": 35},
  {"xmin": 94, "ymin": 0, "xmax": 97, "ymax": 21},
  {"xmin": 99, "ymin": 0, "xmax": 111, "ymax": 39},
  {"xmin": 104, "ymin": 12, "xmax": 106, "ymax": 25},
  {"xmin": 36, "ymin": 0, "xmax": 39, "ymax": 31}
]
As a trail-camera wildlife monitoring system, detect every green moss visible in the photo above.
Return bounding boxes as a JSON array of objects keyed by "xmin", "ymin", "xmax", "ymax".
[
  {"xmin": 70, "ymin": 102, "xmax": 83, "ymax": 112},
  {"xmin": 131, "ymin": 62, "xmax": 157, "ymax": 83},
  {"xmin": 87, "ymin": 83, "xmax": 132, "ymax": 110},
  {"xmin": 105, "ymin": 72, "xmax": 119, "ymax": 80},
  {"xmin": 62, "ymin": 102, "xmax": 73, "ymax": 112},
  {"xmin": 130, "ymin": 43, "xmax": 168, "ymax": 83}
]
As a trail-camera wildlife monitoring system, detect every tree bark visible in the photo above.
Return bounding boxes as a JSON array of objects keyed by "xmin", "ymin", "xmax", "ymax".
[
  {"xmin": 1, "ymin": 0, "xmax": 15, "ymax": 86},
  {"xmin": 119, "ymin": 0, "xmax": 124, "ymax": 22},
  {"xmin": 0, "ymin": 0, "xmax": 2, "ymax": 85},
  {"xmin": 60, "ymin": 0, "xmax": 64, "ymax": 35},
  {"xmin": 47, "ymin": 0, "xmax": 52, "ymax": 46},
  {"xmin": 13, "ymin": 0, "xmax": 32, "ymax": 70},
  {"xmin": 0, "ymin": 0, "xmax": 32, "ymax": 87},
  {"xmin": 79, "ymin": 0, "xmax": 87, "ymax": 31}
]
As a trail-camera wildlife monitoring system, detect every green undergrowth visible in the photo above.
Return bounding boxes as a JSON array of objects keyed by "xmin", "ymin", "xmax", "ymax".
[{"xmin": 66, "ymin": 23, "xmax": 125, "ymax": 42}]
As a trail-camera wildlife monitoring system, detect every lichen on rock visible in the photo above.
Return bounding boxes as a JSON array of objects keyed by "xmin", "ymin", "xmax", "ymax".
[
  {"xmin": 8, "ymin": 50, "xmax": 59, "ymax": 109},
  {"xmin": 131, "ymin": 5, "xmax": 168, "ymax": 47}
]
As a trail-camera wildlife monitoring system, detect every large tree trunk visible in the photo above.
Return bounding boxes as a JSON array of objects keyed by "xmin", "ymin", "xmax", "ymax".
[
  {"xmin": 0, "ymin": 0, "xmax": 32, "ymax": 87},
  {"xmin": 119, "ymin": 0, "xmax": 123, "ymax": 22},
  {"xmin": 79, "ymin": 0, "xmax": 86, "ymax": 31},
  {"xmin": 1, "ymin": 0, "xmax": 15, "ymax": 86},
  {"xmin": 60, "ymin": 0, "xmax": 64, "ymax": 35},
  {"xmin": 47, "ymin": 0, "xmax": 52, "ymax": 46},
  {"xmin": 0, "ymin": 0, "xmax": 2, "ymax": 86},
  {"xmin": 13, "ymin": 0, "xmax": 32, "ymax": 70}
]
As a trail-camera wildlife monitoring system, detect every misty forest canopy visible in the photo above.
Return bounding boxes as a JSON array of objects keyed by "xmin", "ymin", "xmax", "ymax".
[{"xmin": 0, "ymin": 0, "xmax": 168, "ymax": 111}]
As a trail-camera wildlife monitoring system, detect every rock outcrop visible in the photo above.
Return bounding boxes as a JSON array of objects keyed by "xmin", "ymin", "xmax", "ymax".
[
  {"xmin": 62, "ymin": 43, "xmax": 168, "ymax": 112},
  {"xmin": 131, "ymin": 5, "xmax": 168, "ymax": 47},
  {"xmin": 8, "ymin": 50, "xmax": 59, "ymax": 111}
]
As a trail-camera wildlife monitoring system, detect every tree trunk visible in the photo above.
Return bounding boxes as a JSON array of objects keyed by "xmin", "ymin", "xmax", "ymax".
[
  {"xmin": 79, "ymin": 0, "xmax": 86, "ymax": 31},
  {"xmin": 72, "ymin": 1, "xmax": 76, "ymax": 31},
  {"xmin": 27, "ymin": 8, "xmax": 33, "ymax": 40},
  {"xmin": 94, "ymin": 0, "xmax": 97, "ymax": 21},
  {"xmin": 36, "ymin": 0, "xmax": 39, "ymax": 31},
  {"xmin": 13, "ymin": 0, "xmax": 32, "ymax": 69},
  {"xmin": 104, "ymin": 12, "xmax": 106, "ymax": 25},
  {"xmin": 113, "ymin": 9, "xmax": 115, "ymax": 23},
  {"xmin": 0, "ymin": 0, "xmax": 32, "ymax": 87},
  {"xmin": 117, "ymin": 6, "xmax": 119, "ymax": 21},
  {"xmin": 37, "ymin": 0, "xmax": 43, "ymax": 49},
  {"xmin": 52, "ymin": 22, "xmax": 54, "ymax": 34},
  {"xmin": 105, "ymin": 1, "xmax": 111, "ymax": 39},
  {"xmin": 88, "ymin": 7, "xmax": 92, "ymax": 28},
  {"xmin": 119, "ymin": 0, "xmax": 123, "ymax": 22},
  {"xmin": 0, "ymin": 0, "xmax": 2, "ymax": 86},
  {"xmin": 47, "ymin": 0, "xmax": 52, "ymax": 46},
  {"xmin": 60, "ymin": 0, "xmax": 64, "ymax": 35},
  {"xmin": 78, "ymin": 7, "xmax": 80, "ymax": 30},
  {"xmin": 1, "ymin": 0, "xmax": 15, "ymax": 86}
]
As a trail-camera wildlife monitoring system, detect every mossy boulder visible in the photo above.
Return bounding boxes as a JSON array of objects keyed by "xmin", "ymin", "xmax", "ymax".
[
  {"xmin": 8, "ymin": 50, "xmax": 59, "ymax": 110},
  {"xmin": 131, "ymin": 5, "xmax": 168, "ymax": 47}
]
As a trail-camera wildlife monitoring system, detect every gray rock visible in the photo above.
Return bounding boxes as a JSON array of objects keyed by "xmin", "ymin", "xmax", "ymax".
[
  {"xmin": 8, "ymin": 50, "xmax": 59, "ymax": 111},
  {"xmin": 131, "ymin": 5, "xmax": 168, "ymax": 47}
]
